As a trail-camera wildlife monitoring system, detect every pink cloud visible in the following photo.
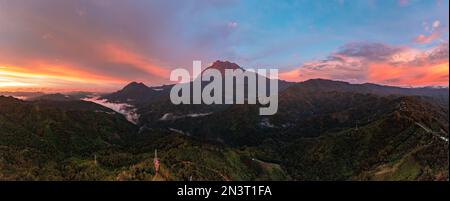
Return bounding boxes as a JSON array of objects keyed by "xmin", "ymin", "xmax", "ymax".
[
  {"xmin": 280, "ymin": 42, "xmax": 449, "ymax": 87},
  {"xmin": 99, "ymin": 43, "xmax": 171, "ymax": 79}
]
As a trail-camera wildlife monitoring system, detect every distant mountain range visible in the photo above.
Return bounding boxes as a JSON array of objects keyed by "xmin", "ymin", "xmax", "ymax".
[{"xmin": 0, "ymin": 61, "xmax": 448, "ymax": 181}]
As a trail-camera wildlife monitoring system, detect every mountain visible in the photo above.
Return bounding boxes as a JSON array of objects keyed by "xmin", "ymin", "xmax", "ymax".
[
  {"xmin": 0, "ymin": 96, "xmax": 140, "ymax": 180},
  {"xmin": 136, "ymin": 82, "xmax": 448, "ymax": 180},
  {"xmin": 298, "ymin": 79, "xmax": 449, "ymax": 105},
  {"xmin": 0, "ymin": 96, "xmax": 137, "ymax": 150},
  {"xmin": 0, "ymin": 91, "xmax": 45, "ymax": 100},
  {"xmin": 202, "ymin": 60, "xmax": 293, "ymax": 90},
  {"xmin": 145, "ymin": 80, "xmax": 448, "ymax": 144},
  {"xmin": 102, "ymin": 61, "xmax": 293, "ymax": 107},
  {"xmin": 102, "ymin": 61, "xmax": 447, "ymax": 113},
  {"xmin": 135, "ymin": 77, "xmax": 448, "ymax": 126},
  {"xmin": 280, "ymin": 96, "xmax": 448, "ymax": 180},
  {"xmin": 132, "ymin": 77, "xmax": 448, "ymax": 180},
  {"xmin": 204, "ymin": 60, "xmax": 243, "ymax": 75},
  {"xmin": 0, "ymin": 61, "xmax": 448, "ymax": 181},
  {"xmin": 101, "ymin": 82, "xmax": 171, "ymax": 106},
  {"xmin": 28, "ymin": 93, "xmax": 78, "ymax": 101},
  {"xmin": 0, "ymin": 95, "xmax": 286, "ymax": 180}
]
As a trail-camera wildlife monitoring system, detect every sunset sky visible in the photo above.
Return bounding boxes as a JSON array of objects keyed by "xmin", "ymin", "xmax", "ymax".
[{"xmin": 0, "ymin": 0, "xmax": 448, "ymax": 92}]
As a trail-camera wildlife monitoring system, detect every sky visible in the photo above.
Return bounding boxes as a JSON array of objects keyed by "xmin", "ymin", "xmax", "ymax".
[{"xmin": 0, "ymin": 0, "xmax": 448, "ymax": 92}]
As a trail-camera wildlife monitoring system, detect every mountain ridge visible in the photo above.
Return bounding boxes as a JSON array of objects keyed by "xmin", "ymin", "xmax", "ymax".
[{"xmin": 1, "ymin": 61, "xmax": 448, "ymax": 181}]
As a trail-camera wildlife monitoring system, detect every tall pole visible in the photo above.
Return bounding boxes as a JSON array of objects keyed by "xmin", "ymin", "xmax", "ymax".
[{"xmin": 154, "ymin": 149, "xmax": 159, "ymax": 174}]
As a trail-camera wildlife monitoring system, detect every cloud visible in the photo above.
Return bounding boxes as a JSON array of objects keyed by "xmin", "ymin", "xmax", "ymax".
[
  {"xmin": 432, "ymin": 20, "xmax": 441, "ymax": 30},
  {"xmin": 0, "ymin": 0, "xmax": 239, "ymax": 91},
  {"xmin": 82, "ymin": 96, "xmax": 139, "ymax": 124},
  {"xmin": 415, "ymin": 20, "xmax": 444, "ymax": 44},
  {"xmin": 280, "ymin": 42, "xmax": 449, "ymax": 87},
  {"xmin": 415, "ymin": 31, "xmax": 442, "ymax": 44}
]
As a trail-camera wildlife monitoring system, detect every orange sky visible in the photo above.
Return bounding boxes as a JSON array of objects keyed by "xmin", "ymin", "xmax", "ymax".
[
  {"xmin": 367, "ymin": 62, "xmax": 449, "ymax": 86},
  {"xmin": 0, "ymin": 64, "xmax": 124, "ymax": 92},
  {"xmin": 0, "ymin": 42, "xmax": 172, "ymax": 92},
  {"xmin": 279, "ymin": 61, "xmax": 449, "ymax": 87}
]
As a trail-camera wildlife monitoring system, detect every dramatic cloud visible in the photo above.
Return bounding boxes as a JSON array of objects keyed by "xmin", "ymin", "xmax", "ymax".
[
  {"xmin": 0, "ymin": 0, "xmax": 448, "ymax": 90},
  {"xmin": 82, "ymin": 96, "xmax": 139, "ymax": 124},
  {"xmin": 280, "ymin": 42, "xmax": 449, "ymax": 87}
]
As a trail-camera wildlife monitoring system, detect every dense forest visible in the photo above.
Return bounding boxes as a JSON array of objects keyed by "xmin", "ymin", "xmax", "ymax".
[{"xmin": 0, "ymin": 78, "xmax": 448, "ymax": 181}]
